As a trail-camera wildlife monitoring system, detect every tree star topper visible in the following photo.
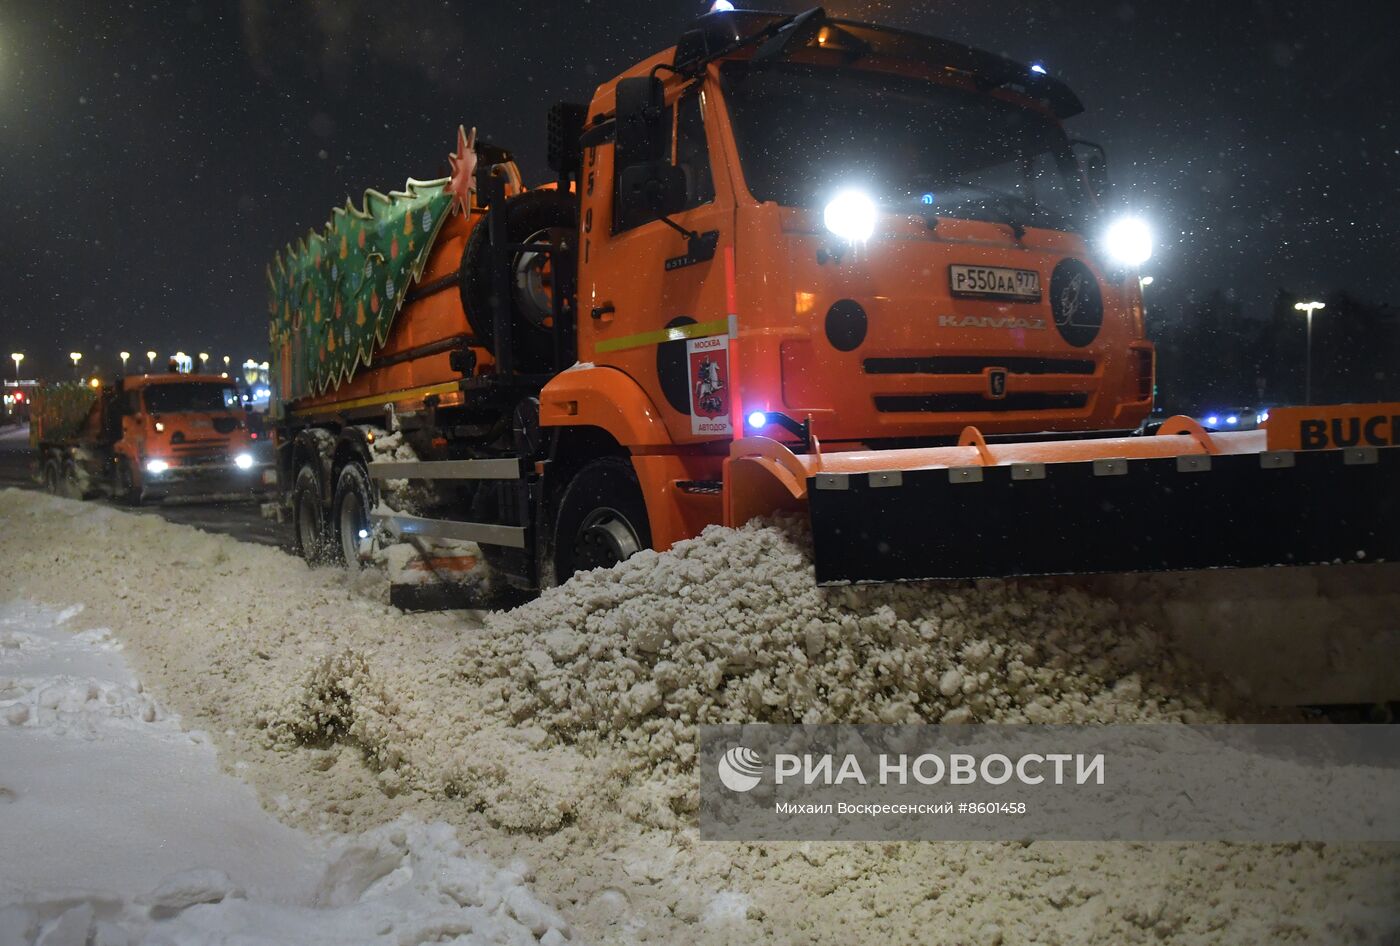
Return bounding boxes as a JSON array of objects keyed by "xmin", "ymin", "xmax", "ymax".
[{"xmin": 448, "ymin": 125, "xmax": 478, "ymax": 217}]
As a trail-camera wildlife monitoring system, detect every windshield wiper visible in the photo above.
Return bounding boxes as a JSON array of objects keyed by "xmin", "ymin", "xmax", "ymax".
[{"xmin": 931, "ymin": 181, "xmax": 1032, "ymax": 239}]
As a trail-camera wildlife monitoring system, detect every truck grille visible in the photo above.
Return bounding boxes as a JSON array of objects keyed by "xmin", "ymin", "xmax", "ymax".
[
  {"xmin": 874, "ymin": 393, "xmax": 1089, "ymax": 413},
  {"xmin": 171, "ymin": 439, "xmax": 229, "ymax": 460},
  {"xmin": 863, "ymin": 356, "xmax": 1096, "ymax": 375}
]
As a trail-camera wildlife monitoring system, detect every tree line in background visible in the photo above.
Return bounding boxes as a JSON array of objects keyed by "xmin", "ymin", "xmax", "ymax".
[{"xmin": 1147, "ymin": 289, "xmax": 1400, "ymax": 415}]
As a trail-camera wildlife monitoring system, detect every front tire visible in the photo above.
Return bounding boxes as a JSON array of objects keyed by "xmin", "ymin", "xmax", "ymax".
[
  {"xmin": 113, "ymin": 458, "xmax": 141, "ymax": 506},
  {"xmin": 292, "ymin": 463, "xmax": 329, "ymax": 564},
  {"xmin": 332, "ymin": 461, "xmax": 375, "ymax": 569},
  {"xmin": 552, "ymin": 457, "xmax": 652, "ymax": 584}
]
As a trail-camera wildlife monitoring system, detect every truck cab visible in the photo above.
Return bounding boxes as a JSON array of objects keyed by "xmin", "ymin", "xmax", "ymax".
[
  {"xmin": 38, "ymin": 374, "xmax": 274, "ymax": 504},
  {"xmin": 541, "ymin": 9, "xmax": 1154, "ymax": 554},
  {"xmin": 113, "ymin": 374, "xmax": 273, "ymax": 503}
]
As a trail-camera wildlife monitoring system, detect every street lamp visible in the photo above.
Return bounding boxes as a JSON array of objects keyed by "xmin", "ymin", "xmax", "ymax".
[
  {"xmin": 222, "ymin": 355, "xmax": 231, "ymax": 368},
  {"xmin": 1294, "ymin": 301, "xmax": 1325, "ymax": 405},
  {"xmin": 119, "ymin": 351, "xmax": 130, "ymax": 372},
  {"xmin": 70, "ymin": 352, "xmax": 83, "ymax": 378},
  {"xmin": 9, "ymin": 353, "xmax": 22, "ymax": 386},
  {"xmin": 198, "ymin": 352, "xmax": 209, "ymax": 371}
]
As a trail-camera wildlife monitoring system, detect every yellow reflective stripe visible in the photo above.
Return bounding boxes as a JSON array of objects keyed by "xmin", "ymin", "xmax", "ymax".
[
  {"xmin": 593, "ymin": 318, "xmax": 729, "ymax": 354},
  {"xmin": 289, "ymin": 380, "xmax": 460, "ymax": 415}
]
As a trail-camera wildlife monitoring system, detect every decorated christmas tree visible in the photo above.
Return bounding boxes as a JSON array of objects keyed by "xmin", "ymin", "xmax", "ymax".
[{"xmin": 267, "ymin": 177, "xmax": 454, "ymax": 401}]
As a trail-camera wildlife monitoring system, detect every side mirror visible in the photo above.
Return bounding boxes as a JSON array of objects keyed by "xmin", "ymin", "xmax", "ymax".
[
  {"xmin": 615, "ymin": 76, "xmax": 667, "ymax": 170},
  {"xmin": 1072, "ymin": 139, "xmax": 1110, "ymax": 200},
  {"xmin": 615, "ymin": 75, "xmax": 687, "ymax": 229}
]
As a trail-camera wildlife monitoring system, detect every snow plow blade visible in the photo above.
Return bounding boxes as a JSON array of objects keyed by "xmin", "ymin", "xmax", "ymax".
[{"xmin": 724, "ymin": 411, "xmax": 1400, "ymax": 584}]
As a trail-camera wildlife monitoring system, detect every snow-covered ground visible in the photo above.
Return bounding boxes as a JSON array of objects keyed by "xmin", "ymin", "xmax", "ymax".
[
  {"xmin": 1, "ymin": 488, "xmax": 1397, "ymax": 945},
  {"xmin": 0, "ymin": 599, "xmax": 573, "ymax": 945}
]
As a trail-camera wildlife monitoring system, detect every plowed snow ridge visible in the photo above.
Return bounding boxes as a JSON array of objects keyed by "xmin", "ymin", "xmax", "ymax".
[{"xmin": 1, "ymin": 489, "xmax": 1396, "ymax": 945}]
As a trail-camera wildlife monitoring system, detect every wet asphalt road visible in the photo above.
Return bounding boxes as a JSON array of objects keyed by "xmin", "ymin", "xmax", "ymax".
[{"xmin": 0, "ymin": 423, "xmax": 288, "ymax": 549}]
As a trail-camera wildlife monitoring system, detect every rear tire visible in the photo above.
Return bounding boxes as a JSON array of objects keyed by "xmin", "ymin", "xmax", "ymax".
[
  {"xmin": 61, "ymin": 459, "xmax": 85, "ymax": 500},
  {"xmin": 552, "ymin": 457, "xmax": 652, "ymax": 584},
  {"xmin": 332, "ymin": 461, "xmax": 375, "ymax": 569},
  {"xmin": 459, "ymin": 189, "xmax": 577, "ymax": 373},
  {"xmin": 292, "ymin": 463, "xmax": 329, "ymax": 564},
  {"xmin": 41, "ymin": 458, "xmax": 61, "ymax": 494}
]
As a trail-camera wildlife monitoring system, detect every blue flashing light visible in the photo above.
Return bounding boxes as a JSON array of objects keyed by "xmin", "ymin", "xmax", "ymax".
[
  {"xmin": 1205, "ymin": 415, "xmax": 1219, "ymax": 427},
  {"xmin": 1258, "ymin": 410, "xmax": 1270, "ymax": 423},
  {"xmin": 747, "ymin": 411, "xmax": 768, "ymax": 429},
  {"xmin": 1029, "ymin": 62, "xmax": 1048, "ymax": 75},
  {"xmin": 1226, "ymin": 415, "xmax": 1239, "ymax": 425}
]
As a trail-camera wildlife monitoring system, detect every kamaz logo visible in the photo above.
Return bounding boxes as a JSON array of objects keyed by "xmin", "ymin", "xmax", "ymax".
[{"xmin": 938, "ymin": 315, "xmax": 1047, "ymax": 330}]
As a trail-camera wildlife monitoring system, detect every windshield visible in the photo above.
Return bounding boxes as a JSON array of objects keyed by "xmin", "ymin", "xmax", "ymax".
[
  {"xmin": 143, "ymin": 382, "xmax": 241, "ymax": 413},
  {"xmin": 720, "ymin": 63, "xmax": 1089, "ymax": 231}
]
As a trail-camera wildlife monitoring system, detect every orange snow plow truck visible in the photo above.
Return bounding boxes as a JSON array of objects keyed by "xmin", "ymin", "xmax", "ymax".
[
  {"xmin": 269, "ymin": 8, "xmax": 1399, "ymax": 606},
  {"xmin": 32, "ymin": 373, "xmax": 273, "ymax": 504}
]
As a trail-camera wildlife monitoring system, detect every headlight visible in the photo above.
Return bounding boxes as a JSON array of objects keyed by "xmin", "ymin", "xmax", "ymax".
[
  {"xmin": 234, "ymin": 453, "xmax": 254, "ymax": 470},
  {"xmin": 1102, "ymin": 216, "xmax": 1152, "ymax": 267},
  {"xmin": 146, "ymin": 459, "xmax": 169, "ymax": 474},
  {"xmin": 823, "ymin": 189, "xmax": 877, "ymax": 243}
]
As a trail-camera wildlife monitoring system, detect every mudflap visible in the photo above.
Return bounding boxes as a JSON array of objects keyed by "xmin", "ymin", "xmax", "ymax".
[{"xmin": 808, "ymin": 445, "xmax": 1400, "ymax": 583}]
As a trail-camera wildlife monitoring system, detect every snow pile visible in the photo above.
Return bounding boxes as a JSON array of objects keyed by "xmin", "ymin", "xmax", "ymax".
[
  {"xmin": 265, "ymin": 517, "xmax": 1236, "ymax": 827},
  {"xmin": 2, "ymin": 490, "xmax": 1398, "ymax": 945},
  {"xmin": 0, "ymin": 598, "xmax": 578, "ymax": 946},
  {"xmin": 471, "ymin": 519, "xmax": 1231, "ymax": 761}
]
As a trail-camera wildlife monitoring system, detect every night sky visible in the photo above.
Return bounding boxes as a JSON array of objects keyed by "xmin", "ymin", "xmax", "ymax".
[{"xmin": 2, "ymin": 0, "xmax": 1397, "ymax": 381}]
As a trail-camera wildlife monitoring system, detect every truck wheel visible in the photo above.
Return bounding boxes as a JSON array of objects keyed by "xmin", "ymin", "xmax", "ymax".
[
  {"xmin": 62, "ymin": 460, "xmax": 86, "ymax": 500},
  {"xmin": 459, "ymin": 189, "xmax": 577, "ymax": 374},
  {"xmin": 332, "ymin": 462, "xmax": 375, "ymax": 569},
  {"xmin": 113, "ymin": 458, "xmax": 142, "ymax": 506},
  {"xmin": 292, "ymin": 463, "xmax": 329, "ymax": 564},
  {"xmin": 42, "ymin": 458, "xmax": 61, "ymax": 494},
  {"xmin": 552, "ymin": 457, "xmax": 652, "ymax": 583}
]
